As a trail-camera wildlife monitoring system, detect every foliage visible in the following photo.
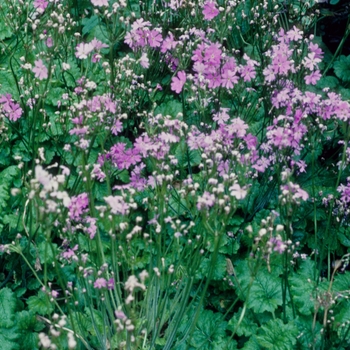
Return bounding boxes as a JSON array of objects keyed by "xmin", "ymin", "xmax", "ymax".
[{"xmin": 0, "ymin": 0, "xmax": 350, "ymax": 349}]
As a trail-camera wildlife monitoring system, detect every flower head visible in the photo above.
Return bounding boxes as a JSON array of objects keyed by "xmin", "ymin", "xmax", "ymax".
[
  {"xmin": 75, "ymin": 43, "xmax": 94, "ymax": 59},
  {"xmin": 94, "ymin": 278, "xmax": 107, "ymax": 289},
  {"xmin": 171, "ymin": 71, "xmax": 186, "ymax": 94},
  {"xmin": 32, "ymin": 59, "xmax": 48, "ymax": 80},
  {"xmin": 202, "ymin": 1, "xmax": 219, "ymax": 21}
]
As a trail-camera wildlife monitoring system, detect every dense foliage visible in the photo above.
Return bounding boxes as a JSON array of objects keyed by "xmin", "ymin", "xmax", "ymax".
[{"xmin": 1, "ymin": 0, "xmax": 350, "ymax": 349}]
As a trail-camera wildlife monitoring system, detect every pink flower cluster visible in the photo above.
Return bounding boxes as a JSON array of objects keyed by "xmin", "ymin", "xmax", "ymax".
[
  {"xmin": 124, "ymin": 19, "xmax": 162, "ymax": 50},
  {"xmin": 262, "ymin": 27, "xmax": 324, "ymax": 86},
  {"xmin": 190, "ymin": 42, "xmax": 258, "ymax": 90},
  {"xmin": 69, "ymin": 193, "xmax": 89, "ymax": 221},
  {"xmin": 75, "ymin": 38, "xmax": 109, "ymax": 60},
  {"xmin": 0, "ymin": 94, "xmax": 23, "ymax": 122},
  {"xmin": 338, "ymin": 182, "xmax": 350, "ymax": 204}
]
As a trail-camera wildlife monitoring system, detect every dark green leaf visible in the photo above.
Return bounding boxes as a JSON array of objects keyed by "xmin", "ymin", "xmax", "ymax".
[
  {"xmin": 27, "ymin": 291, "xmax": 54, "ymax": 316},
  {"xmin": 189, "ymin": 310, "xmax": 227, "ymax": 349},
  {"xmin": 333, "ymin": 55, "xmax": 350, "ymax": 82},
  {"xmin": 0, "ymin": 287, "xmax": 18, "ymax": 328},
  {"xmin": 82, "ymin": 15, "xmax": 99, "ymax": 36},
  {"xmin": 256, "ymin": 319, "xmax": 298, "ymax": 349}
]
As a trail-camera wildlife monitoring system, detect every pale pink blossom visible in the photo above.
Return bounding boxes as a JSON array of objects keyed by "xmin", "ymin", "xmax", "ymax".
[
  {"xmin": 139, "ymin": 53, "xmax": 149, "ymax": 68},
  {"xmin": 32, "ymin": 59, "xmax": 48, "ymax": 80},
  {"xmin": 91, "ymin": 0, "xmax": 108, "ymax": 6},
  {"xmin": 75, "ymin": 43, "xmax": 94, "ymax": 59}
]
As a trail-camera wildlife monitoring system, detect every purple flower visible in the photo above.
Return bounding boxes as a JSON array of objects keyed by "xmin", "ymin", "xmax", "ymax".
[
  {"xmin": 94, "ymin": 278, "xmax": 107, "ymax": 289},
  {"xmin": 32, "ymin": 59, "xmax": 48, "ymax": 80},
  {"xmin": 202, "ymin": 1, "xmax": 219, "ymax": 21},
  {"xmin": 34, "ymin": 0, "xmax": 48, "ymax": 12},
  {"xmin": 46, "ymin": 37, "xmax": 53, "ymax": 48},
  {"xmin": 107, "ymin": 278, "xmax": 115, "ymax": 290},
  {"xmin": 171, "ymin": 71, "xmax": 186, "ymax": 94},
  {"xmin": 148, "ymin": 29, "xmax": 163, "ymax": 48},
  {"xmin": 197, "ymin": 191, "xmax": 216, "ymax": 210},
  {"xmin": 161, "ymin": 32, "xmax": 177, "ymax": 53},
  {"xmin": 1, "ymin": 97, "xmax": 23, "ymax": 122},
  {"xmin": 304, "ymin": 70, "xmax": 321, "ymax": 85},
  {"xmin": 69, "ymin": 193, "xmax": 89, "ymax": 221}
]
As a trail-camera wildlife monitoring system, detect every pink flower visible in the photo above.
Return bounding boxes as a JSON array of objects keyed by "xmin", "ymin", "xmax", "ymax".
[
  {"xmin": 148, "ymin": 29, "xmax": 163, "ymax": 48},
  {"xmin": 75, "ymin": 43, "xmax": 94, "ymax": 59},
  {"xmin": 197, "ymin": 191, "xmax": 216, "ymax": 210},
  {"xmin": 286, "ymin": 26, "xmax": 303, "ymax": 41},
  {"xmin": 46, "ymin": 37, "xmax": 53, "ymax": 48},
  {"xmin": 308, "ymin": 42, "xmax": 324, "ymax": 59},
  {"xmin": 304, "ymin": 70, "xmax": 321, "ymax": 85},
  {"xmin": 139, "ymin": 53, "xmax": 149, "ymax": 68},
  {"xmin": 34, "ymin": 0, "xmax": 48, "ymax": 12},
  {"xmin": 171, "ymin": 71, "xmax": 186, "ymax": 94},
  {"xmin": 303, "ymin": 52, "xmax": 321, "ymax": 71},
  {"xmin": 0, "ymin": 95, "xmax": 23, "ymax": 122},
  {"xmin": 104, "ymin": 195, "xmax": 129, "ymax": 215},
  {"xmin": 221, "ymin": 69, "xmax": 238, "ymax": 89},
  {"xmin": 202, "ymin": 1, "xmax": 219, "ymax": 21},
  {"xmin": 161, "ymin": 33, "xmax": 177, "ymax": 53},
  {"xmin": 91, "ymin": 0, "xmax": 108, "ymax": 6},
  {"xmin": 69, "ymin": 193, "xmax": 89, "ymax": 221},
  {"xmin": 94, "ymin": 278, "xmax": 107, "ymax": 289},
  {"xmin": 32, "ymin": 59, "xmax": 48, "ymax": 80},
  {"xmin": 107, "ymin": 278, "xmax": 115, "ymax": 290},
  {"xmin": 90, "ymin": 38, "xmax": 109, "ymax": 50}
]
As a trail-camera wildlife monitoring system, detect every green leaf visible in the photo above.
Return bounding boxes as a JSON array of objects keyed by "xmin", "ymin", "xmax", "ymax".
[
  {"xmin": 316, "ymin": 76, "xmax": 339, "ymax": 90},
  {"xmin": 0, "ymin": 327, "xmax": 20, "ymax": 350},
  {"xmin": 27, "ymin": 291, "xmax": 54, "ymax": 316},
  {"xmin": 235, "ymin": 261, "xmax": 282, "ymax": 314},
  {"xmin": 84, "ymin": 307, "xmax": 105, "ymax": 336},
  {"xmin": 155, "ymin": 97, "xmax": 183, "ymax": 118},
  {"xmin": 189, "ymin": 309, "xmax": 227, "ymax": 349},
  {"xmin": 295, "ymin": 316, "xmax": 322, "ymax": 349},
  {"xmin": 117, "ymin": 169, "xmax": 130, "ymax": 183},
  {"xmin": 175, "ymin": 140, "xmax": 201, "ymax": 168},
  {"xmin": 2, "ymin": 213, "xmax": 22, "ymax": 231},
  {"xmin": 46, "ymin": 87, "xmax": 65, "ymax": 106},
  {"xmin": 228, "ymin": 308, "xmax": 258, "ymax": 337},
  {"xmin": 333, "ymin": 55, "xmax": 350, "ymax": 82},
  {"xmin": 0, "ymin": 4, "xmax": 13, "ymax": 40},
  {"xmin": 197, "ymin": 254, "xmax": 227, "ymax": 281},
  {"xmin": 16, "ymin": 310, "xmax": 43, "ymax": 350},
  {"xmin": 256, "ymin": 319, "xmax": 298, "ymax": 349},
  {"xmin": 0, "ymin": 288, "xmax": 18, "ymax": 328},
  {"xmin": 82, "ymin": 15, "xmax": 99, "ymax": 36},
  {"xmin": 0, "ymin": 184, "xmax": 10, "ymax": 209},
  {"xmin": 0, "ymin": 288, "xmax": 20, "ymax": 350},
  {"xmin": 242, "ymin": 336, "xmax": 262, "ymax": 350},
  {"xmin": 333, "ymin": 270, "xmax": 350, "ymax": 292},
  {"xmin": 168, "ymin": 190, "xmax": 188, "ymax": 216},
  {"xmin": 62, "ymin": 58, "xmax": 81, "ymax": 88},
  {"xmin": 334, "ymin": 301, "xmax": 350, "ymax": 342},
  {"xmin": 289, "ymin": 259, "xmax": 323, "ymax": 316},
  {"xmin": 0, "ymin": 165, "xmax": 20, "ymax": 183},
  {"xmin": 0, "ymin": 71, "xmax": 20, "ymax": 100},
  {"xmin": 38, "ymin": 241, "xmax": 57, "ymax": 264}
]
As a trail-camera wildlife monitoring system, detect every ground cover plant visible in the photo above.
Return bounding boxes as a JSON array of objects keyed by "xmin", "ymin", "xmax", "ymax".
[{"xmin": 1, "ymin": 0, "xmax": 350, "ymax": 349}]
